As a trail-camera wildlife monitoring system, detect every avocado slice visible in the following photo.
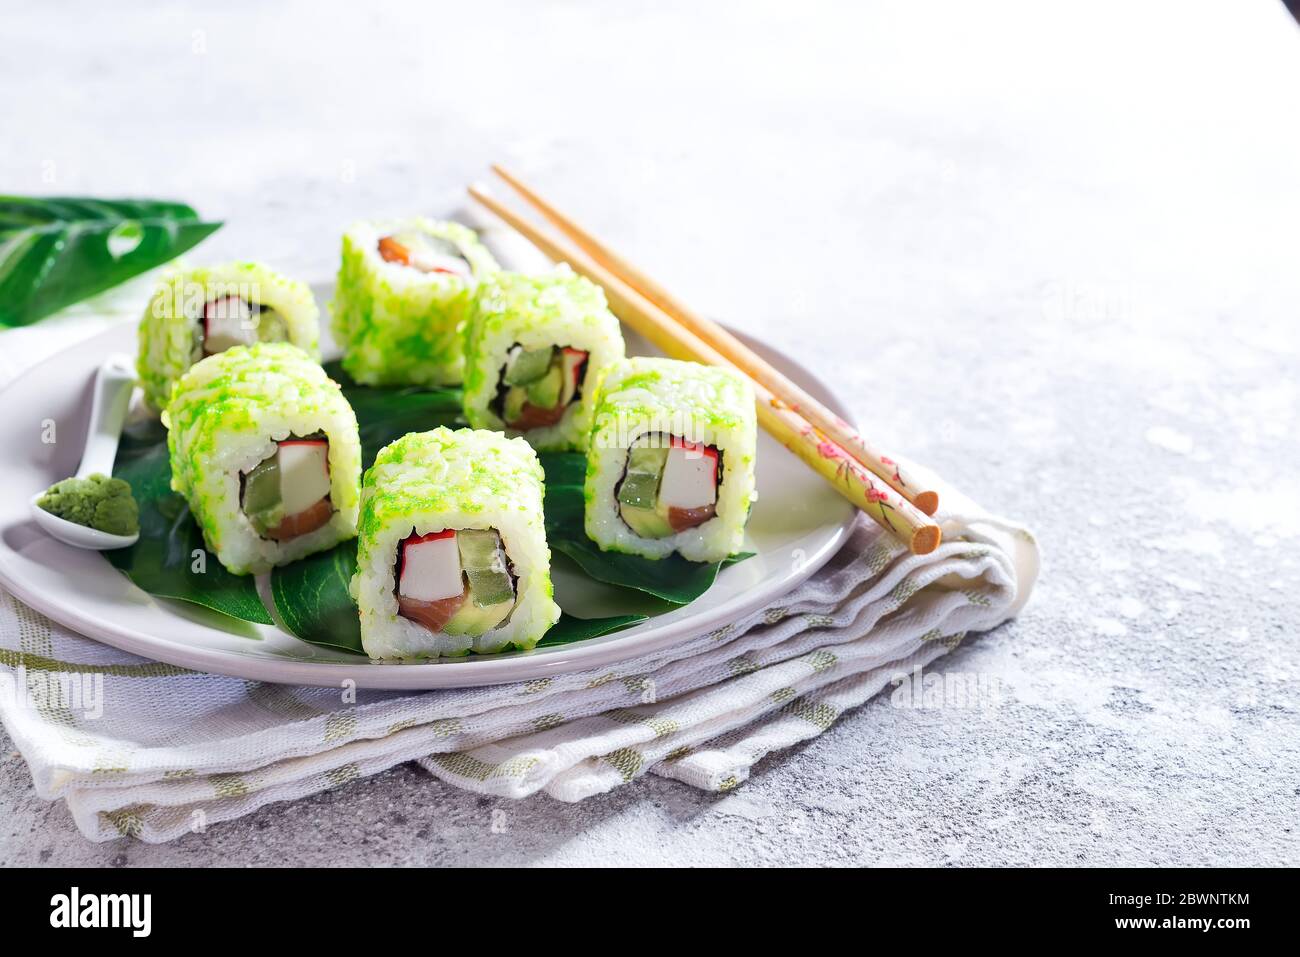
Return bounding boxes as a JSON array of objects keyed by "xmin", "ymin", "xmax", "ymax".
[
  {"xmin": 503, "ymin": 345, "xmax": 555, "ymax": 386},
  {"xmin": 442, "ymin": 591, "xmax": 514, "ymax": 636},
  {"xmin": 242, "ymin": 455, "xmax": 284, "ymax": 533},
  {"xmin": 256, "ymin": 307, "xmax": 288, "ymax": 343},
  {"xmin": 525, "ymin": 363, "xmax": 564, "ymax": 408},
  {"xmin": 620, "ymin": 501, "xmax": 674, "ymax": 539},
  {"xmin": 617, "ymin": 445, "xmax": 668, "ymax": 510},
  {"xmin": 617, "ymin": 472, "xmax": 661, "ymax": 511},
  {"xmin": 617, "ymin": 444, "xmax": 673, "ymax": 538},
  {"xmin": 457, "ymin": 528, "xmax": 514, "ymax": 607},
  {"xmin": 502, "ymin": 385, "xmax": 528, "ymax": 424},
  {"xmin": 442, "ymin": 529, "xmax": 515, "ymax": 636}
]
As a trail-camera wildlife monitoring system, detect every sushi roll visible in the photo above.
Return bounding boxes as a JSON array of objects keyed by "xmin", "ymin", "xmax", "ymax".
[
  {"xmin": 331, "ymin": 218, "xmax": 498, "ymax": 387},
  {"xmin": 164, "ymin": 342, "xmax": 361, "ymax": 575},
  {"xmin": 350, "ymin": 427, "xmax": 561, "ymax": 659},
  {"xmin": 137, "ymin": 261, "xmax": 319, "ymax": 410},
  {"xmin": 585, "ymin": 357, "xmax": 757, "ymax": 563},
  {"xmin": 463, "ymin": 267, "xmax": 626, "ymax": 451}
]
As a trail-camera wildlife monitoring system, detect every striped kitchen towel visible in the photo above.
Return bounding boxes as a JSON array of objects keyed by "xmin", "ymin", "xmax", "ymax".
[
  {"xmin": 0, "ymin": 214, "xmax": 1037, "ymax": 842},
  {"xmin": 0, "ymin": 485, "xmax": 1036, "ymax": 842}
]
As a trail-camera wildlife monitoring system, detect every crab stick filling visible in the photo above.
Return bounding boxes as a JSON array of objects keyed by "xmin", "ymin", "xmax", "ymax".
[
  {"xmin": 241, "ymin": 437, "xmax": 334, "ymax": 541},
  {"xmin": 395, "ymin": 528, "xmax": 516, "ymax": 636},
  {"xmin": 493, "ymin": 344, "xmax": 588, "ymax": 431},
  {"xmin": 199, "ymin": 296, "xmax": 287, "ymax": 357},
  {"xmin": 377, "ymin": 233, "xmax": 471, "ymax": 277},
  {"xmin": 616, "ymin": 435, "xmax": 720, "ymax": 539}
]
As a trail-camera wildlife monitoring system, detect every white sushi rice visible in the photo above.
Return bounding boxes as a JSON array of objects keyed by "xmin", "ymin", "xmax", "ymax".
[
  {"xmin": 164, "ymin": 343, "xmax": 361, "ymax": 576},
  {"xmin": 585, "ymin": 357, "xmax": 757, "ymax": 563},
  {"xmin": 350, "ymin": 428, "xmax": 561, "ymax": 660},
  {"xmin": 137, "ymin": 261, "xmax": 319, "ymax": 410},
  {"xmin": 331, "ymin": 218, "xmax": 498, "ymax": 387},
  {"xmin": 462, "ymin": 267, "xmax": 625, "ymax": 451}
]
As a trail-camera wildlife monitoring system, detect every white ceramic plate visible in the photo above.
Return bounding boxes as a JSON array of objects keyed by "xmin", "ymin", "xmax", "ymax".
[{"xmin": 0, "ymin": 306, "xmax": 855, "ymax": 689}]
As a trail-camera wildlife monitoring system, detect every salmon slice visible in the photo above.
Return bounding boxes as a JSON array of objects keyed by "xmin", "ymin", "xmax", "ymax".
[
  {"xmin": 508, "ymin": 401, "xmax": 568, "ymax": 431},
  {"xmin": 398, "ymin": 583, "xmax": 468, "ymax": 632},
  {"xmin": 378, "ymin": 236, "xmax": 464, "ymax": 275},
  {"xmin": 667, "ymin": 503, "xmax": 717, "ymax": 532},
  {"xmin": 377, "ymin": 236, "xmax": 411, "ymax": 266},
  {"xmin": 265, "ymin": 497, "xmax": 334, "ymax": 541}
]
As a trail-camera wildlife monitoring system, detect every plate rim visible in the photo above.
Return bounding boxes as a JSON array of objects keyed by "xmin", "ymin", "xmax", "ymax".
[{"xmin": 0, "ymin": 319, "xmax": 856, "ymax": 689}]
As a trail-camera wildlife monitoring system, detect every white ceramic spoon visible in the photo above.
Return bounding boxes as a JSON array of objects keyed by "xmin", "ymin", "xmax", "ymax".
[{"xmin": 29, "ymin": 353, "xmax": 140, "ymax": 549}]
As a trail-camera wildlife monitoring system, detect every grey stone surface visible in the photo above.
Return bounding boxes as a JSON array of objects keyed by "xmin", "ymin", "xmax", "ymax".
[{"xmin": 1, "ymin": 0, "xmax": 1297, "ymax": 866}]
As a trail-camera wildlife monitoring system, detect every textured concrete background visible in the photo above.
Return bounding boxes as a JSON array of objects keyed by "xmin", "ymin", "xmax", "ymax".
[{"xmin": 2, "ymin": 0, "xmax": 1298, "ymax": 865}]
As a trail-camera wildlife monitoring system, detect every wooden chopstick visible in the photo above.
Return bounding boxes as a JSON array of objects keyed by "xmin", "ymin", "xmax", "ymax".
[
  {"xmin": 469, "ymin": 183, "xmax": 942, "ymax": 555},
  {"xmin": 490, "ymin": 163, "xmax": 940, "ymax": 517}
]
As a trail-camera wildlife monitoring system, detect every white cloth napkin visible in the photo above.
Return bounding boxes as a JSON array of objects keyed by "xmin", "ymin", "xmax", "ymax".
[
  {"xmin": 0, "ymin": 489, "xmax": 1036, "ymax": 842},
  {"xmin": 0, "ymin": 237, "xmax": 1038, "ymax": 842}
]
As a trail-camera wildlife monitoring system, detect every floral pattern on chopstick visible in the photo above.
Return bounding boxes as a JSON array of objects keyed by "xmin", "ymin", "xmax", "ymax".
[
  {"xmin": 804, "ymin": 423, "xmax": 907, "ymax": 536},
  {"xmin": 791, "ymin": 395, "xmax": 925, "ymax": 507},
  {"xmin": 879, "ymin": 454, "xmax": 907, "ymax": 493}
]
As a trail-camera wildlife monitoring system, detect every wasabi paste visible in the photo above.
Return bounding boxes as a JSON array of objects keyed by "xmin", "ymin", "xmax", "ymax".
[{"xmin": 37, "ymin": 473, "xmax": 139, "ymax": 537}]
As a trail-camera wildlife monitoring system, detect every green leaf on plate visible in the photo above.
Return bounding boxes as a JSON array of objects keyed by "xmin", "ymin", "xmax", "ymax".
[
  {"xmin": 537, "ymin": 613, "xmax": 647, "ymax": 647},
  {"xmin": 349, "ymin": 389, "xmax": 465, "ymax": 468},
  {"xmin": 538, "ymin": 452, "xmax": 752, "ymax": 604},
  {"xmin": 269, "ymin": 540, "xmax": 645, "ymax": 655},
  {"xmin": 537, "ymin": 448, "xmax": 587, "ymax": 487},
  {"xmin": 107, "ymin": 419, "xmax": 273, "ymax": 625},
  {"xmin": 0, "ymin": 196, "xmax": 222, "ymax": 327},
  {"xmin": 99, "ymin": 374, "xmax": 738, "ymax": 649},
  {"xmin": 270, "ymin": 541, "xmax": 365, "ymax": 654},
  {"xmin": 323, "ymin": 360, "xmax": 465, "ymax": 467}
]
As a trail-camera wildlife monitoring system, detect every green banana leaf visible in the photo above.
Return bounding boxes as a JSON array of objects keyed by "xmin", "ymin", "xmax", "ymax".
[
  {"xmin": 107, "ymin": 365, "xmax": 746, "ymax": 647},
  {"xmin": 324, "ymin": 361, "xmax": 466, "ymax": 465},
  {"xmin": 107, "ymin": 418, "xmax": 272, "ymax": 624},
  {"xmin": 269, "ymin": 538, "xmax": 645, "ymax": 655},
  {"xmin": 0, "ymin": 196, "xmax": 222, "ymax": 327},
  {"xmin": 539, "ymin": 452, "xmax": 752, "ymax": 604}
]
